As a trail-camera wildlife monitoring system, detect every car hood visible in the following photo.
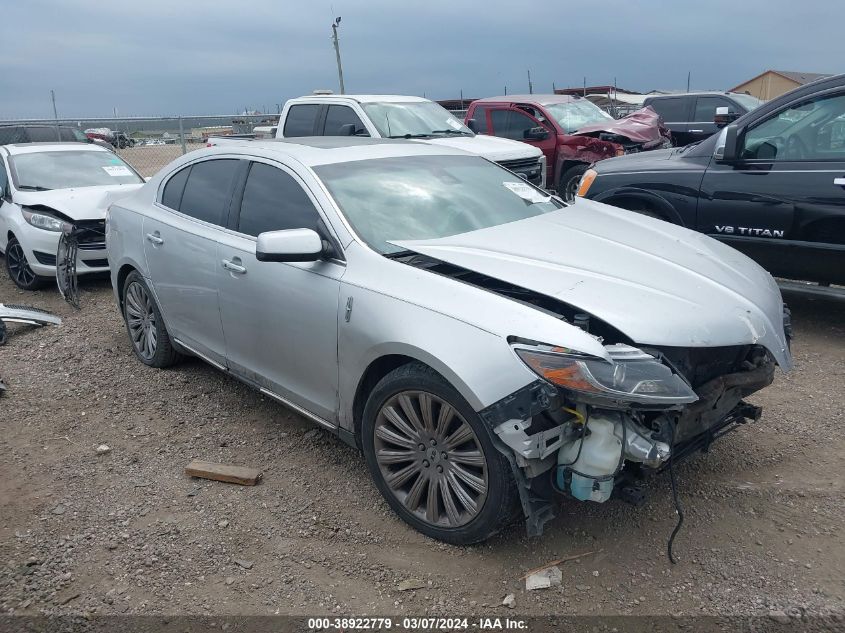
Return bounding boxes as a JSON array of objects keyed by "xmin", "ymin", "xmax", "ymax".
[
  {"xmin": 13, "ymin": 184, "xmax": 143, "ymax": 221},
  {"xmin": 592, "ymin": 146, "xmax": 695, "ymax": 174},
  {"xmin": 393, "ymin": 199, "xmax": 792, "ymax": 369},
  {"xmin": 573, "ymin": 106, "xmax": 669, "ymax": 146},
  {"xmin": 423, "ymin": 134, "xmax": 543, "ymax": 162}
]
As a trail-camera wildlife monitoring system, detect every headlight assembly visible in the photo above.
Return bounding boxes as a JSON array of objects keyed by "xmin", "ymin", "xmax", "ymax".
[
  {"xmin": 514, "ymin": 343, "xmax": 697, "ymax": 405},
  {"xmin": 576, "ymin": 168, "xmax": 597, "ymax": 197},
  {"xmin": 21, "ymin": 208, "xmax": 72, "ymax": 233}
]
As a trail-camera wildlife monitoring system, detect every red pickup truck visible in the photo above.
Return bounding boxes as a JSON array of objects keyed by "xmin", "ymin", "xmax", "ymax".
[{"xmin": 465, "ymin": 95, "xmax": 670, "ymax": 199}]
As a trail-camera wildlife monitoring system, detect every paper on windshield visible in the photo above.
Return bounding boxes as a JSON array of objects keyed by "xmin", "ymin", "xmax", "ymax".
[
  {"xmin": 502, "ymin": 181, "xmax": 551, "ymax": 204},
  {"xmin": 102, "ymin": 165, "xmax": 132, "ymax": 177},
  {"xmin": 446, "ymin": 117, "xmax": 463, "ymax": 130}
]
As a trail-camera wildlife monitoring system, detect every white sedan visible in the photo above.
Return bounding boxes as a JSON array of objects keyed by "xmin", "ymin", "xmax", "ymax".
[{"xmin": 0, "ymin": 143, "xmax": 144, "ymax": 290}]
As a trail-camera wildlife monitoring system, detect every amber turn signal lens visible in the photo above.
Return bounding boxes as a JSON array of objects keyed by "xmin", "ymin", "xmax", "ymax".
[{"xmin": 576, "ymin": 169, "xmax": 597, "ymax": 197}]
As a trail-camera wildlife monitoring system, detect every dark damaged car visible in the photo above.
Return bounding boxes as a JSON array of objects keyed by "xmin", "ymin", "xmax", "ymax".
[
  {"xmin": 579, "ymin": 73, "xmax": 845, "ymax": 286},
  {"xmin": 466, "ymin": 95, "xmax": 670, "ymax": 199}
]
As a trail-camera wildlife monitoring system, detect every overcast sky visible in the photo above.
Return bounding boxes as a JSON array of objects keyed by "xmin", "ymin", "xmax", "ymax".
[{"xmin": 0, "ymin": 0, "xmax": 840, "ymax": 119}]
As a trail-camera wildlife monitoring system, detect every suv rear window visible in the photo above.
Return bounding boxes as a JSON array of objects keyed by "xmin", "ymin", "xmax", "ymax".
[{"xmin": 284, "ymin": 105, "xmax": 320, "ymax": 137}]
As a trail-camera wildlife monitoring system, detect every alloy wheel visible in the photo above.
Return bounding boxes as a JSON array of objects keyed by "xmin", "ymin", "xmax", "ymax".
[
  {"xmin": 373, "ymin": 390, "xmax": 488, "ymax": 528},
  {"xmin": 125, "ymin": 281, "xmax": 157, "ymax": 361},
  {"xmin": 7, "ymin": 241, "xmax": 37, "ymax": 288},
  {"xmin": 564, "ymin": 176, "xmax": 580, "ymax": 202}
]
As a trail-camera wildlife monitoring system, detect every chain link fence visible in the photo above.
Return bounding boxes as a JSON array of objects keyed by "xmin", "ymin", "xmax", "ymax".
[{"xmin": 0, "ymin": 114, "xmax": 279, "ymax": 178}]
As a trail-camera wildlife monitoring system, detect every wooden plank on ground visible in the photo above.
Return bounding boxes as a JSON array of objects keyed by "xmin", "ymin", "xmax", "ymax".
[{"xmin": 184, "ymin": 460, "xmax": 262, "ymax": 486}]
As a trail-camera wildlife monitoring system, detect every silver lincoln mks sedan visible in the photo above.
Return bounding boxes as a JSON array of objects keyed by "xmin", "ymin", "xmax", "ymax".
[{"xmin": 107, "ymin": 137, "xmax": 792, "ymax": 544}]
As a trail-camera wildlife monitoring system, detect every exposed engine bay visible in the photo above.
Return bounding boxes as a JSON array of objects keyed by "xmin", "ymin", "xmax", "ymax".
[{"xmin": 395, "ymin": 251, "xmax": 786, "ymax": 546}]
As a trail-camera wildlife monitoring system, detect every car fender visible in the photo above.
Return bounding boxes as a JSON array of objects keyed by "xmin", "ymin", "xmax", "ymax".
[
  {"xmin": 337, "ymin": 284, "xmax": 543, "ymax": 433},
  {"xmin": 590, "ymin": 187, "xmax": 686, "ymax": 226}
]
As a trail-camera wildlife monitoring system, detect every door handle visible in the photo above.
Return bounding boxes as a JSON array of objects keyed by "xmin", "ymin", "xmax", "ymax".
[
  {"xmin": 834, "ymin": 178, "xmax": 845, "ymax": 186},
  {"xmin": 222, "ymin": 258, "xmax": 247, "ymax": 274},
  {"xmin": 145, "ymin": 232, "xmax": 164, "ymax": 246},
  {"xmin": 688, "ymin": 129, "xmax": 704, "ymax": 133}
]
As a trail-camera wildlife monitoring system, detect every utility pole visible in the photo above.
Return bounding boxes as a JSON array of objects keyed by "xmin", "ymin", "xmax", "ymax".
[
  {"xmin": 527, "ymin": 69, "xmax": 533, "ymax": 95},
  {"xmin": 50, "ymin": 90, "xmax": 60, "ymax": 141},
  {"xmin": 331, "ymin": 16, "xmax": 345, "ymax": 94},
  {"xmin": 687, "ymin": 71, "xmax": 691, "ymax": 93}
]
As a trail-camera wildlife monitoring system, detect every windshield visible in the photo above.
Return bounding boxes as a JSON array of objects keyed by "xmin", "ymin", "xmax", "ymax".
[
  {"xmin": 362, "ymin": 102, "xmax": 474, "ymax": 138},
  {"xmin": 544, "ymin": 100, "xmax": 613, "ymax": 133},
  {"xmin": 315, "ymin": 154, "xmax": 563, "ymax": 254},
  {"xmin": 9, "ymin": 151, "xmax": 143, "ymax": 190},
  {"xmin": 732, "ymin": 94, "xmax": 763, "ymax": 112}
]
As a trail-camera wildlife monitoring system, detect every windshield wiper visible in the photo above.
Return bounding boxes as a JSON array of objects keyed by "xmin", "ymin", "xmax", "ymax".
[
  {"xmin": 429, "ymin": 129, "xmax": 472, "ymax": 136},
  {"xmin": 16, "ymin": 185, "xmax": 52, "ymax": 191},
  {"xmin": 387, "ymin": 133, "xmax": 433, "ymax": 139},
  {"xmin": 383, "ymin": 249, "xmax": 417, "ymax": 259}
]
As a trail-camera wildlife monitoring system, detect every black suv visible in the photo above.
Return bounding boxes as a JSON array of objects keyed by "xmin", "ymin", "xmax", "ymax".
[
  {"xmin": 643, "ymin": 92, "xmax": 763, "ymax": 146},
  {"xmin": 579, "ymin": 74, "xmax": 845, "ymax": 286}
]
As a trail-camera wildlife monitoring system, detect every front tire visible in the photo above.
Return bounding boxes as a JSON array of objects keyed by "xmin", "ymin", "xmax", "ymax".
[
  {"xmin": 5, "ymin": 237, "xmax": 48, "ymax": 290},
  {"xmin": 361, "ymin": 362, "xmax": 519, "ymax": 544},
  {"xmin": 559, "ymin": 164, "xmax": 589, "ymax": 202},
  {"xmin": 122, "ymin": 271, "xmax": 180, "ymax": 368}
]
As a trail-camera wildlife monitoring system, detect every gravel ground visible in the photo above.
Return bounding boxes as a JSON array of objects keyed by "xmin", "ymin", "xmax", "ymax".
[{"xmin": 0, "ymin": 270, "xmax": 843, "ymax": 622}]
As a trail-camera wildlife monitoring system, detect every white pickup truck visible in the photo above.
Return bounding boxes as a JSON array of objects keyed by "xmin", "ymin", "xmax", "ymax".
[{"xmin": 275, "ymin": 94, "xmax": 546, "ymax": 188}]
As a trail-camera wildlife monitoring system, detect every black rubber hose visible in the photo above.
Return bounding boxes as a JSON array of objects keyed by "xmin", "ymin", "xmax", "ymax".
[{"xmin": 667, "ymin": 426, "xmax": 684, "ymax": 564}]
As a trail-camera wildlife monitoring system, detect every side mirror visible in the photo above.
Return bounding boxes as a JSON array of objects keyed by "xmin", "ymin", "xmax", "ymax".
[
  {"xmin": 338, "ymin": 123, "xmax": 356, "ymax": 136},
  {"xmin": 466, "ymin": 118, "xmax": 479, "ymax": 133},
  {"xmin": 525, "ymin": 126, "xmax": 549, "ymax": 140},
  {"xmin": 256, "ymin": 228, "xmax": 324, "ymax": 262},
  {"xmin": 714, "ymin": 106, "xmax": 740, "ymax": 128},
  {"xmin": 717, "ymin": 125, "xmax": 739, "ymax": 162}
]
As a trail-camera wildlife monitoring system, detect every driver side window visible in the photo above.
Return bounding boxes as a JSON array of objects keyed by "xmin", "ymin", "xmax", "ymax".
[
  {"xmin": 742, "ymin": 92, "xmax": 845, "ymax": 161},
  {"xmin": 490, "ymin": 109, "xmax": 540, "ymax": 140}
]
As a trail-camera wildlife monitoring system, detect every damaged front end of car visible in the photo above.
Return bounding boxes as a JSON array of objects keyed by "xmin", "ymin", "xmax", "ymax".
[
  {"xmin": 570, "ymin": 105, "xmax": 673, "ymax": 157},
  {"xmin": 480, "ymin": 336, "xmax": 781, "ymax": 536},
  {"xmin": 391, "ymin": 202, "xmax": 792, "ymax": 539}
]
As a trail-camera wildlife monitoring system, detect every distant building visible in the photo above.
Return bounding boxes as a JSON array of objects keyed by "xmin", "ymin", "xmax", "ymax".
[{"xmin": 730, "ymin": 70, "xmax": 833, "ymax": 100}]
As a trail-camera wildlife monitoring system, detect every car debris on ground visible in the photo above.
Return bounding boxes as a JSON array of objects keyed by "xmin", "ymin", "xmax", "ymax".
[
  {"xmin": 525, "ymin": 565, "xmax": 563, "ymax": 591},
  {"xmin": 397, "ymin": 579, "xmax": 426, "ymax": 592},
  {"xmin": 0, "ymin": 303, "xmax": 62, "ymax": 345},
  {"xmin": 519, "ymin": 549, "xmax": 601, "ymax": 580},
  {"xmin": 184, "ymin": 459, "xmax": 263, "ymax": 486}
]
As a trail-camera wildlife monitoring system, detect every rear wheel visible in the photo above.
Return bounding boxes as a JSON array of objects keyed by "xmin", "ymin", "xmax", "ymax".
[
  {"xmin": 361, "ymin": 362, "xmax": 519, "ymax": 544},
  {"xmin": 559, "ymin": 164, "xmax": 589, "ymax": 202},
  {"xmin": 5, "ymin": 237, "xmax": 48, "ymax": 290},
  {"xmin": 122, "ymin": 271, "xmax": 180, "ymax": 368}
]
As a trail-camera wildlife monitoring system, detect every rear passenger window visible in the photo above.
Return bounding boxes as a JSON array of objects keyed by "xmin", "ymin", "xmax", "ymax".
[
  {"xmin": 324, "ymin": 105, "xmax": 368, "ymax": 136},
  {"xmin": 179, "ymin": 159, "xmax": 239, "ymax": 226},
  {"xmin": 649, "ymin": 97, "xmax": 688, "ymax": 122},
  {"xmin": 161, "ymin": 166, "xmax": 190, "ymax": 210},
  {"xmin": 237, "ymin": 162, "xmax": 321, "ymax": 237},
  {"xmin": 284, "ymin": 105, "xmax": 320, "ymax": 137}
]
